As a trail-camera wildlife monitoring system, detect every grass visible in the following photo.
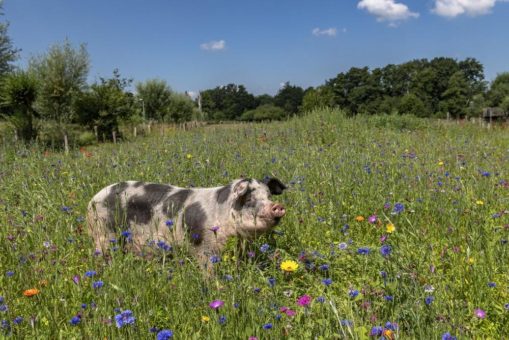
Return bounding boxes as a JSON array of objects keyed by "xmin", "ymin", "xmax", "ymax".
[{"xmin": 0, "ymin": 108, "xmax": 508, "ymax": 339}]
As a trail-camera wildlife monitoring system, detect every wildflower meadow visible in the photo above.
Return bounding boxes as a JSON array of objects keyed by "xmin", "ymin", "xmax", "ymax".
[{"xmin": 1, "ymin": 109, "xmax": 509, "ymax": 339}]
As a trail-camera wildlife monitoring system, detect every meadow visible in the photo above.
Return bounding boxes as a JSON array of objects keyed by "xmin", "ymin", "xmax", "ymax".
[{"xmin": 0, "ymin": 109, "xmax": 508, "ymax": 339}]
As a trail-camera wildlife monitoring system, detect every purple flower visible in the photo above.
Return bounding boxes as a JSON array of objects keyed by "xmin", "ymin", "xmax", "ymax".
[
  {"xmin": 474, "ymin": 308, "xmax": 486, "ymax": 319},
  {"xmin": 357, "ymin": 247, "xmax": 371, "ymax": 255},
  {"xmin": 209, "ymin": 300, "xmax": 224, "ymax": 310},
  {"xmin": 156, "ymin": 329, "xmax": 174, "ymax": 340},
  {"xmin": 92, "ymin": 280, "xmax": 104, "ymax": 289},
  {"xmin": 338, "ymin": 242, "xmax": 348, "ymax": 250},
  {"xmin": 260, "ymin": 244, "xmax": 270, "ymax": 252},
  {"xmin": 263, "ymin": 323, "xmax": 273, "ymax": 329},
  {"xmin": 442, "ymin": 332, "xmax": 457, "ymax": 340},
  {"xmin": 69, "ymin": 315, "xmax": 81, "ymax": 326},
  {"xmin": 165, "ymin": 220, "xmax": 174, "ymax": 228},
  {"xmin": 368, "ymin": 215, "xmax": 377, "ymax": 224},
  {"xmin": 296, "ymin": 295, "xmax": 312, "ymax": 307},
  {"xmin": 322, "ymin": 278, "xmax": 333, "ymax": 286},
  {"xmin": 210, "ymin": 255, "xmax": 221, "ymax": 264},
  {"xmin": 348, "ymin": 289, "xmax": 359, "ymax": 299},
  {"xmin": 425, "ymin": 296, "xmax": 434, "ymax": 305},
  {"xmin": 370, "ymin": 326, "xmax": 383, "ymax": 336},
  {"xmin": 115, "ymin": 310, "xmax": 135, "ymax": 328},
  {"xmin": 209, "ymin": 225, "xmax": 219, "ymax": 232},
  {"xmin": 380, "ymin": 245, "xmax": 392, "ymax": 257},
  {"xmin": 84, "ymin": 271, "xmax": 96, "ymax": 278},
  {"xmin": 392, "ymin": 203, "xmax": 404, "ymax": 214},
  {"xmin": 73, "ymin": 275, "xmax": 80, "ymax": 285}
]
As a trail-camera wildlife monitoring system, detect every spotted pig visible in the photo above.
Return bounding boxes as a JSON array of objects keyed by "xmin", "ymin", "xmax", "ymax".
[{"xmin": 86, "ymin": 177, "xmax": 287, "ymax": 266}]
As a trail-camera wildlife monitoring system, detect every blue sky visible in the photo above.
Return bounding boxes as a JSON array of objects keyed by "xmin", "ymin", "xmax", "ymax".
[{"xmin": 4, "ymin": 0, "xmax": 509, "ymax": 95}]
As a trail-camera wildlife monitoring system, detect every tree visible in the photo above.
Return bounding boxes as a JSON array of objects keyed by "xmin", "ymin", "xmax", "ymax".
[
  {"xmin": 74, "ymin": 69, "xmax": 135, "ymax": 140},
  {"xmin": 0, "ymin": 2, "xmax": 19, "ymax": 79},
  {"xmin": 135, "ymin": 79, "xmax": 172, "ymax": 121},
  {"xmin": 240, "ymin": 104, "xmax": 286, "ymax": 121},
  {"xmin": 166, "ymin": 93, "xmax": 195, "ymax": 122},
  {"xmin": 200, "ymin": 84, "xmax": 256, "ymax": 120},
  {"xmin": 0, "ymin": 70, "xmax": 39, "ymax": 141},
  {"xmin": 487, "ymin": 73, "xmax": 509, "ymax": 107},
  {"xmin": 398, "ymin": 93, "xmax": 427, "ymax": 117},
  {"xmin": 274, "ymin": 82, "xmax": 304, "ymax": 115},
  {"xmin": 441, "ymin": 71, "xmax": 470, "ymax": 118},
  {"xmin": 29, "ymin": 39, "xmax": 89, "ymax": 125}
]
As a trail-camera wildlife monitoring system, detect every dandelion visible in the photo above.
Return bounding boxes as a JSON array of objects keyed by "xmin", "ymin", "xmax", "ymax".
[
  {"xmin": 476, "ymin": 200, "xmax": 484, "ymax": 206},
  {"xmin": 386, "ymin": 223, "xmax": 395, "ymax": 233},
  {"xmin": 115, "ymin": 310, "xmax": 135, "ymax": 328},
  {"xmin": 296, "ymin": 295, "xmax": 312, "ymax": 307},
  {"xmin": 209, "ymin": 300, "xmax": 224, "ymax": 310},
  {"xmin": 355, "ymin": 216, "xmax": 365, "ymax": 222},
  {"xmin": 201, "ymin": 315, "xmax": 210, "ymax": 322},
  {"xmin": 156, "ymin": 329, "xmax": 174, "ymax": 340},
  {"xmin": 438, "ymin": 161, "xmax": 444, "ymax": 166},
  {"xmin": 383, "ymin": 329, "xmax": 395, "ymax": 339},
  {"xmin": 186, "ymin": 154, "xmax": 193, "ymax": 159},
  {"xmin": 468, "ymin": 257, "xmax": 475, "ymax": 265},
  {"xmin": 280, "ymin": 260, "xmax": 299, "ymax": 273},
  {"xmin": 474, "ymin": 308, "xmax": 486, "ymax": 319},
  {"xmin": 22, "ymin": 289, "xmax": 40, "ymax": 297}
]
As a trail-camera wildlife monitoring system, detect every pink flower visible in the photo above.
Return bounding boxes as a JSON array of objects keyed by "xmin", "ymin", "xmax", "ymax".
[
  {"xmin": 209, "ymin": 300, "xmax": 224, "ymax": 310},
  {"xmin": 368, "ymin": 215, "xmax": 377, "ymax": 224},
  {"xmin": 248, "ymin": 337, "xmax": 259, "ymax": 340},
  {"xmin": 474, "ymin": 308, "xmax": 486, "ymax": 319},
  {"xmin": 297, "ymin": 294, "xmax": 312, "ymax": 307}
]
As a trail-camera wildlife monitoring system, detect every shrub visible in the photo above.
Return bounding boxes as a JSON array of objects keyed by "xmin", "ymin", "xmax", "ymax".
[{"xmin": 240, "ymin": 104, "xmax": 286, "ymax": 121}]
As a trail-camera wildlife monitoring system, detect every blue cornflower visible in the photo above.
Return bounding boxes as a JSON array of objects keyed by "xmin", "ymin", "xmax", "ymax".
[
  {"xmin": 0, "ymin": 305, "xmax": 7, "ymax": 312},
  {"xmin": 357, "ymin": 247, "xmax": 371, "ymax": 255},
  {"xmin": 156, "ymin": 329, "xmax": 174, "ymax": 340},
  {"xmin": 268, "ymin": 277, "xmax": 276, "ymax": 287},
  {"xmin": 319, "ymin": 264, "xmax": 330, "ymax": 271},
  {"xmin": 338, "ymin": 242, "xmax": 348, "ymax": 250},
  {"xmin": 13, "ymin": 317, "xmax": 23, "ymax": 325},
  {"xmin": 260, "ymin": 244, "xmax": 270, "ymax": 252},
  {"xmin": 275, "ymin": 314, "xmax": 282, "ymax": 321},
  {"xmin": 81, "ymin": 303, "xmax": 87, "ymax": 309},
  {"xmin": 61, "ymin": 206, "xmax": 72, "ymax": 213},
  {"xmin": 84, "ymin": 270, "xmax": 96, "ymax": 278},
  {"xmin": 504, "ymin": 303, "xmax": 509, "ymax": 310},
  {"xmin": 370, "ymin": 326, "xmax": 383, "ymax": 336},
  {"xmin": 165, "ymin": 220, "xmax": 174, "ymax": 228},
  {"xmin": 380, "ymin": 245, "xmax": 392, "ymax": 257},
  {"xmin": 263, "ymin": 323, "xmax": 273, "ymax": 329},
  {"xmin": 481, "ymin": 171, "xmax": 491, "ymax": 177},
  {"xmin": 341, "ymin": 319, "xmax": 353, "ymax": 327},
  {"xmin": 385, "ymin": 322, "xmax": 397, "ymax": 330},
  {"xmin": 341, "ymin": 224, "xmax": 350, "ymax": 233},
  {"xmin": 425, "ymin": 296, "xmax": 434, "ymax": 305},
  {"xmin": 488, "ymin": 282, "xmax": 496, "ymax": 288},
  {"xmin": 115, "ymin": 310, "xmax": 135, "ymax": 328},
  {"xmin": 218, "ymin": 315, "xmax": 226, "ymax": 325},
  {"xmin": 322, "ymin": 278, "xmax": 333, "ymax": 286},
  {"xmin": 392, "ymin": 202, "xmax": 404, "ymax": 214},
  {"xmin": 157, "ymin": 240, "xmax": 172, "ymax": 251},
  {"xmin": 121, "ymin": 230, "xmax": 132, "ymax": 241},
  {"xmin": 315, "ymin": 296, "xmax": 325, "ymax": 303},
  {"xmin": 69, "ymin": 315, "xmax": 81, "ymax": 326},
  {"xmin": 223, "ymin": 274, "xmax": 233, "ymax": 281},
  {"xmin": 384, "ymin": 295, "xmax": 394, "ymax": 301},
  {"xmin": 6, "ymin": 271, "xmax": 14, "ymax": 277},
  {"xmin": 92, "ymin": 281, "xmax": 104, "ymax": 289},
  {"xmin": 348, "ymin": 289, "xmax": 359, "ymax": 298},
  {"xmin": 210, "ymin": 255, "xmax": 221, "ymax": 264},
  {"xmin": 442, "ymin": 332, "xmax": 457, "ymax": 340}
]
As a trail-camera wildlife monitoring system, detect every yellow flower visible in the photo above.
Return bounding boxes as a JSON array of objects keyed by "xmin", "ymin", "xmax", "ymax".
[
  {"xmin": 186, "ymin": 153, "xmax": 193, "ymax": 159},
  {"xmin": 476, "ymin": 200, "xmax": 484, "ymax": 205},
  {"xmin": 280, "ymin": 260, "xmax": 299, "ymax": 273},
  {"xmin": 468, "ymin": 258, "xmax": 475, "ymax": 265},
  {"xmin": 438, "ymin": 161, "xmax": 444, "ymax": 166},
  {"xmin": 201, "ymin": 316, "xmax": 210, "ymax": 323},
  {"xmin": 386, "ymin": 223, "xmax": 396, "ymax": 233},
  {"xmin": 355, "ymin": 216, "xmax": 365, "ymax": 222},
  {"xmin": 23, "ymin": 288, "xmax": 40, "ymax": 297},
  {"xmin": 383, "ymin": 329, "xmax": 395, "ymax": 340}
]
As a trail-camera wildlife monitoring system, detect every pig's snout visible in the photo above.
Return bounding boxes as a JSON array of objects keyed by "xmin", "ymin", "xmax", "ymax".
[{"xmin": 271, "ymin": 203, "xmax": 286, "ymax": 218}]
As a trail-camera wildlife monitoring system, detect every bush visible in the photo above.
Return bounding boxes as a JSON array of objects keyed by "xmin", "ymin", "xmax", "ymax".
[
  {"xmin": 37, "ymin": 121, "xmax": 96, "ymax": 147},
  {"xmin": 240, "ymin": 104, "xmax": 286, "ymax": 121}
]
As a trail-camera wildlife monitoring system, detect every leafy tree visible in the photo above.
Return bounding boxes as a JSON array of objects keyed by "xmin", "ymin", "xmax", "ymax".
[
  {"xmin": 166, "ymin": 93, "xmax": 195, "ymax": 122},
  {"xmin": 0, "ymin": 70, "xmax": 38, "ymax": 141},
  {"xmin": 466, "ymin": 93, "xmax": 486, "ymax": 118},
  {"xmin": 29, "ymin": 39, "xmax": 89, "ymax": 125},
  {"xmin": 74, "ymin": 69, "xmax": 135, "ymax": 140},
  {"xmin": 0, "ymin": 2, "xmax": 19, "ymax": 79},
  {"xmin": 398, "ymin": 93, "xmax": 427, "ymax": 117},
  {"xmin": 274, "ymin": 82, "xmax": 304, "ymax": 115},
  {"xmin": 459, "ymin": 58, "xmax": 486, "ymax": 100},
  {"xmin": 255, "ymin": 94, "xmax": 274, "ymax": 106},
  {"xmin": 487, "ymin": 73, "xmax": 509, "ymax": 107},
  {"xmin": 441, "ymin": 71, "xmax": 470, "ymax": 118},
  {"xmin": 200, "ymin": 84, "xmax": 256, "ymax": 120},
  {"xmin": 135, "ymin": 79, "xmax": 172, "ymax": 121}
]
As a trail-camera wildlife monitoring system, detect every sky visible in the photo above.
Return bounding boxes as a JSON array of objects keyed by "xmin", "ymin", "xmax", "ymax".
[{"xmin": 4, "ymin": 0, "xmax": 509, "ymax": 96}]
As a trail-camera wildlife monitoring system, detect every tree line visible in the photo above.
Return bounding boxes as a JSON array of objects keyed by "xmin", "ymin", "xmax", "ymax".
[{"xmin": 1, "ymin": 2, "xmax": 509, "ymax": 145}]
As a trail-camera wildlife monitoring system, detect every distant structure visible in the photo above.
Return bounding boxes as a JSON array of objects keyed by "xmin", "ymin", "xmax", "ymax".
[{"xmin": 482, "ymin": 107, "xmax": 508, "ymax": 123}]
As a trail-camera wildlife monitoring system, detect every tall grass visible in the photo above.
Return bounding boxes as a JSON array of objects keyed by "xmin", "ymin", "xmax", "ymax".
[{"xmin": 0, "ymin": 109, "xmax": 508, "ymax": 339}]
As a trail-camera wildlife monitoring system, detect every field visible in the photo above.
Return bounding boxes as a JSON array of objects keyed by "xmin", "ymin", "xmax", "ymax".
[{"xmin": 1, "ymin": 109, "xmax": 509, "ymax": 339}]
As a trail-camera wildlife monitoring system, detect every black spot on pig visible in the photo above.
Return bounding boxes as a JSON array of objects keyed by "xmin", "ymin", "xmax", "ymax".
[
  {"xmin": 262, "ymin": 177, "xmax": 287, "ymax": 195},
  {"xmin": 216, "ymin": 184, "xmax": 231, "ymax": 204},
  {"xmin": 103, "ymin": 182, "xmax": 129, "ymax": 230},
  {"xmin": 162, "ymin": 189, "xmax": 191, "ymax": 217},
  {"xmin": 142, "ymin": 183, "xmax": 173, "ymax": 205},
  {"xmin": 184, "ymin": 202, "xmax": 207, "ymax": 245},
  {"xmin": 126, "ymin": 196, "xmax": 153, "ymax": 224}
]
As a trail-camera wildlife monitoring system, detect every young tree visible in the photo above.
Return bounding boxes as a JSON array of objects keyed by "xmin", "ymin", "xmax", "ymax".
[
  {"xmin": 274, "ymin": 82, "xmax": 304, "ymax": 116},
  {"xmin": 0, "ymin": 1, "xmax": 19, "ymax": 79},
  {"xmin": 441, "ymin": 71, "xmax": 470, "ymax": 118},
  {"xmin": 29, "ymin": 39, "xmax": 89, "ymax": 125},
  {"xmin": 166, "ymin": 93, "xmax": 195, "ymax": 122},
  {"xmin": 487, "ymin": 73, "xmax": 509, "ymax": 107},
  {"xmin": 0, "ymin": 70, "xmax": 38, "ymax": 141},
  {"xmin": 135, "ymin": 79, "xmax": 172, "ymax": 121}
]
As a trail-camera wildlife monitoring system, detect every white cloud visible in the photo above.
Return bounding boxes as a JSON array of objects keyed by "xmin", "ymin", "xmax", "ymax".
[
  {"xmin": 432, "ymin": 0, "xmax": 506, "ymax": 17},
  {"xmin": 200, "ymin": 40, "xmax": 226, "ymax": 51},
  {"xmin": 357, "ymin": 0, "xmax": 419, "ymax": 24},
  {"xmin": 312, "ymin": 27, "xmax": 337, "ymax": 37}
]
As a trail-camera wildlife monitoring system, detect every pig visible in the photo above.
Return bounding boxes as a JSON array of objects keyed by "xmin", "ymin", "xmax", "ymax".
[{"xmin": 86, "ymin": 177, "xmax": 287, "ymax": 267}]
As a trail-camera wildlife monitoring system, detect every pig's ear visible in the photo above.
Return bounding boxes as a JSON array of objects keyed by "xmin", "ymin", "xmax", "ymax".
[
  {"xmin": 262, "ymin": 177, "xmax": 287, "ymax": 195},
  {"xmin": 232, "ymin": 180, "xmax": 250, "ymax": 199}
]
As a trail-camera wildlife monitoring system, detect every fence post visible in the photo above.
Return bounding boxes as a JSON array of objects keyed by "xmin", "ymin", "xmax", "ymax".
[
  {"xmin": 94, "ymin": 126, "xmax": 99, "ymax": 142},
  {"xmin": 134, "ymin": 126, "xmax": 137, "ymax": 138},
  {"xmin": 64, "ymin": 133, "xmax": 69, "ymax": 155},
  {"xmin": 112, "ymin": 130, "xmax": 117, "ymax": 144}
]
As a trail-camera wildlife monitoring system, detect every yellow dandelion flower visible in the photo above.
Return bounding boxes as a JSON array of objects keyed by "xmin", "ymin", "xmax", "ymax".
[
  {"xmin": 280, "ymin": 260, "xmax": 299, "ymax": 273},
  {"xmin": 468, "ymin": 257, "xmax": 475, "ymax": 265},
  {"xmin": 186, "ymin": 153, "xmax": 193, "ymax": 159},
  {"xmin": 355, "ymin": 216, "xmax": 365, "ymax": 222},
  {"xmin": 386, "ymin": 223, "xmax": 396, "ymax": 233},
  {"xmin": 201, "ymin": 316, "xmax": 210, "ymax": 323},
  {"xmin": 438, "ymin": 161, "xmax": 444, "ymax": 166},
  {"xmin": 476, "ymin": 200, "xmax": 484, "ymax": 206}
]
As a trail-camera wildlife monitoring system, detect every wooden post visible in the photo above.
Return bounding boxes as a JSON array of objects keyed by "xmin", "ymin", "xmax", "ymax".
[
  {"xmin": 14, "ymin": 130, "xmax": 18, "ymax": 142},
  {"xmin": 134, "ymin": 126, "xmax": 137, "ymax": 137},
  {"xmin": 160, "ymin": 126, "xmax": 164, "ymax": 136},
  {"xmin": 64, "ymin": 133, "xmax": 69, "ymax": 155},
  {"xmin": 147, "ymin": 124, "xmax": 151, "ymax": 134},
  {"xmin": 112, "ymin": 130, "xmax": 117, "ymax": 144},
  {"xmin": 94, "ymin": 126, "xmax": 99, "ymax": 142}
]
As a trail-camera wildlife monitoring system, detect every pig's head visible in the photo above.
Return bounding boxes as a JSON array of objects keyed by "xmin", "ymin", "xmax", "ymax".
[{"xmin": 228, "ymin": 177, "xmax": 287, "ymax": 237}]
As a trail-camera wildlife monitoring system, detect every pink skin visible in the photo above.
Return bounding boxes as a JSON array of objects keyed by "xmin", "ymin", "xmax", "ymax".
[{"xmin": 259, "ymin": 202, "xmax": 286, "ymax": 220}]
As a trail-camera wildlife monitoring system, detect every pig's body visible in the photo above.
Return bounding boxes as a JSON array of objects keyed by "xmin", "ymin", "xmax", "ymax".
[{"xmin": 86, "ymin": 178, "xmax": 286, "ymax": 265}]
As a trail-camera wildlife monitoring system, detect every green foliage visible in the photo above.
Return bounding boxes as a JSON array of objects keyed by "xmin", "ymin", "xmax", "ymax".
[
  {"xmin": 440, "ymin": 71, "xmax": 470, "ymax": 118},
  {"xmin": 1, "ymin": 109, "xmax": 508, "ymax": 339},
  {"xmin": 398, "ymin": 93, "xmax": 428, "ymax": 117},
  {"xmin": 165, "ymin": 93, "xmax": 196, "ymax": 123},
  {"xmin": 36, "ymin": 121, "xmax": 96, "ymax": 147},
  {"xmin": 28, "ymin": 39, "xmax": 90, "ymax": 124},
  {"xmin": 274, "ymin": 82, "xmax": 305, "ymax": 116},
  {"xmin": 240, "ymin": 104, "xmax": 286, "ymax": 121},
  {"xmin": 73, "ymin": 69, "xmax": 135, "ymax": 140},
  {"xmin": 487, "ymin": 72, "xmax": 509, "ymax": 107},
  {"xmin": 0, "ymin": 70, "xmax": 39, "ymax": 141},
  {"xmin": 0, "ymin": 1, "xmax": 19, "ymax": 78},
  {"xmin": 201, "ymin": 83, "xmax": 257, "ymax": 121},
  {"xmin": 301, "ymin": 86, "xmax": 334, "ymax": 113},
  {"xmin": 135, "ymin": 79, "xmax": 172, "ymax": 121}
]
